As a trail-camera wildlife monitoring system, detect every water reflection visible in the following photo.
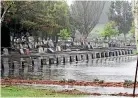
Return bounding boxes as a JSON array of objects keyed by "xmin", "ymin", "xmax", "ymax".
[{"xmin": 1, "ymin": 56, "xmax": 137, "ymax": 82}]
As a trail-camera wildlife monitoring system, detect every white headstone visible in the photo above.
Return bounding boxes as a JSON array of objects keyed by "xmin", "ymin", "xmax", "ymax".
[
  {"xmin": 14, "ymin": 38, "xmax": 16, "ymax": 42},
  {"xmin": 38, "ymin": 47, "xmax": 44, "ymax": 53},
  {"xmin": 73, "ymin": 42, "xmax": 76, "ymax": 45},
  {"xmin": 48, "ymin": 48, "xmax": 54, "ymax": 53},
  {"xmin": 56, "ymin": 46, "xmax": 61, "ymax": 51},
  {"xmin": 44, "ymin": 40, "xmax": 47, "ymax": 44},
  {"xmin": 87, "ymin": 44, "xmax": 90, "ymax": 49},
  {"xmin": 38, "ymin": 42, "xmax": 41, "ymax": 46},
  {"xmin": 41, "ymin": 42, "xmax": 43, "ymax": 45},
  {"xmin": 20, "ymin": 49, "xmax": 24, "ymax": 54},
  {"xmin": 3, "ymin": 48, "xmax": 9, "ymax": 55},
  {"xmin": 50, "ymin": 40, "xmax": 54, "ymax": 47},
  {"xmin": 35, "ymin": 42, "xmax": 38, "ymax": 48}
]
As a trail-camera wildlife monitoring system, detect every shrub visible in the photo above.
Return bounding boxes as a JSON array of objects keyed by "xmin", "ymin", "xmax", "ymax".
[
  {"xmin": 124, "ymin": 80, "xmax": 133, "ymax": 86},
  {"xmin": 68, "ymin": 79, "xmax": 76, "ymax": 83},
  {"xmin": 59, "ymin": 79, "xmax": 66, "ymax": 82},
  {"xmin": 99, "ymin": 80, "xmax": 104, "ymax": 83},
  {"xmin": 93, "ymin": 78, "xmax": 104, "ymax": 83},
  {"xmin": 93, "ymin": 78, "xmax": 100, "ymax": 82}
]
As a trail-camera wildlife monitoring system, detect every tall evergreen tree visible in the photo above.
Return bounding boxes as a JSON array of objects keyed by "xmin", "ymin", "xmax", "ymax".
[{"xmin": 108, "ymin": 1, "xmax": 133, "ymax": 40}]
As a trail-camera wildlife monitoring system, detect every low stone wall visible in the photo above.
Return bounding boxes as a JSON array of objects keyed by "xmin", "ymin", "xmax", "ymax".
[{"xmin": 1, "ymin": 48, "xmax": 136, "ymax": 78}]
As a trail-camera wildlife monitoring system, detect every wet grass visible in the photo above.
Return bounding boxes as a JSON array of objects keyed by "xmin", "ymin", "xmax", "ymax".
[{"xmin": 1, "ymin": 85, "xmax": 86, "ymax": 97}]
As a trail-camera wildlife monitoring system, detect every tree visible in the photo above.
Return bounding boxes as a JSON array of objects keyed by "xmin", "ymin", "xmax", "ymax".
[
  {"xmin": 101, "ymin": 21, "xmax": 119, "ymax": 40},
  {"xmin": 1, "ymin": 1, "xmax": 15, "ymax": 23},
  {"xmin": 108, "ymin": 1, "xmax": 133, "ymax": 40},
  {"xmin": 58, "ymin": 29, "xmax": 70, "ymax": 40},
  {"xmin": 70, "ymin": 1, "xmax": 105, "ymax": 39},
  {"xmin": 1, "ymin": 1, "xmax": 70, "ymax": 41}
]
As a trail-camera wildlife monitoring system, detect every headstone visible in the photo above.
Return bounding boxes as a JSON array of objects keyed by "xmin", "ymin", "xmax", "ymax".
[
  {"xmin": 20, "ymin": 49, "xmax": 24, "ymax": 54},
  {"xmin": 35, "ymin": 42, "xmax": 38, "ymax": 48},
  {"xmin": 14, "ymin": 38, "xmax": 16, "ymax": 43},
  {"xmin": 25, "ymin": 49, "xmax": 30, "ymax": 55},
  {"xmin": 73, "ymin": 42, "xmax": 76, "ymax": 46},
  {"xmin": 17, "ymin": 38, "xmax": 20, "ymax": 43},
  {"xmin": 17, "ymin": 44, "xmax": 20, "ymax": 49},
  {"xmin": 20, "ymin": 44, "xmax": 23, "ymax": 49},
  {"xmin": 51, "ymin": 40, "xmax": 54, "ymax": 47},
  {"xmin": 28, "ymin": 37, "xmax": 32, "ymax": 42},
  {"xmin": 48, "ymin": 39, "xmax": 54, "ymax": 48},
  {"xmin": 24, "ymin": 44, "xmax": 28, "ymax": 48},
  {"xmin": 28, "ymin": 43, "xmax": 32, "ymax": 49},
  {"xmin": 44, "ymin": 48, "xmax": 47, "ymax": 53},
  {"xmin": 3, "ymin": 48, "xmax": 9, "ymax": 55},
  {"xmin": 38, "ymin": 37, "xmax": 41, "ymax": 41},
  {"xmin": 47, "ymin": 48, "xmax": 55, "ymax": 53},
  {"xmin": 65, "ymin": 48, "xmax": 71, "ymax": 52},
  {"xmin": 40, "ymin": 41, "xmax": 43, "ymax": 45},
  {"xmin": 44, "ymin": 40, "xmax": 47, "ymax": 44},
  {"xmin": 38, "ymin": 47, "xmax": 44, "ymax": 53},
  {"xmin": 56, "ymin": 46, "xmax": 61, "ymax": 51},
  {"xmin": 87, "ymin": 44, "xmax": 90, "ymax": 49}
]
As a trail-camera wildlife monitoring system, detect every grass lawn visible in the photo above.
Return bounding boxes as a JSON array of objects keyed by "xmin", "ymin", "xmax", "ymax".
[{"xmin": 1, "ymin": 85, "xmax": 87, "ymax": 97}]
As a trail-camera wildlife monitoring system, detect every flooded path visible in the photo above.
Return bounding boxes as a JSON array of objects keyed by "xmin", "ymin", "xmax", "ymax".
[{"xmin": 1, "ymin": 55, "xmax": 137, "ymax": 82}]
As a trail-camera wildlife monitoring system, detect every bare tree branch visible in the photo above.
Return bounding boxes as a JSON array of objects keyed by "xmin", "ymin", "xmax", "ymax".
[{"xmin": 1, "ymin": 2, "xmax": 14, "ymax": 22}]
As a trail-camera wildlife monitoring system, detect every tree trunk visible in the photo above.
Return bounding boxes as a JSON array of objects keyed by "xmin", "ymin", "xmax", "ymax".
[
  {"xmin": 1, "ymin": 3, "xmax": 13, "ymax": 22},
  {"xmin": 123, "ymin": 33, "xmax": 127, "ymax": 42}
]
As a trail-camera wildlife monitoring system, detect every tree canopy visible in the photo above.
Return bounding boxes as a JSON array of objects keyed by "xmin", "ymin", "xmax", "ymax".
[
  {"xmin": 101, "ymin": 21, "xmax": 119, "ymax": 39},
  {"xmin": 1, "ymin": 1, "xmax": 70, "ymax": 39}
]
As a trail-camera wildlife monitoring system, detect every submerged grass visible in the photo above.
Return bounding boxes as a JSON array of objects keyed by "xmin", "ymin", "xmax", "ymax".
[{"xmin": 1, "ymin": 85, "xmax": 86, "ymax": 97}]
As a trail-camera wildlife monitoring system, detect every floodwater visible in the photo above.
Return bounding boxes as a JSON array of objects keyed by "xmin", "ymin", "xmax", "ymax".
[{"xmin": 1, "ymin": 55, "xmax": 138, "ymax": 82}]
